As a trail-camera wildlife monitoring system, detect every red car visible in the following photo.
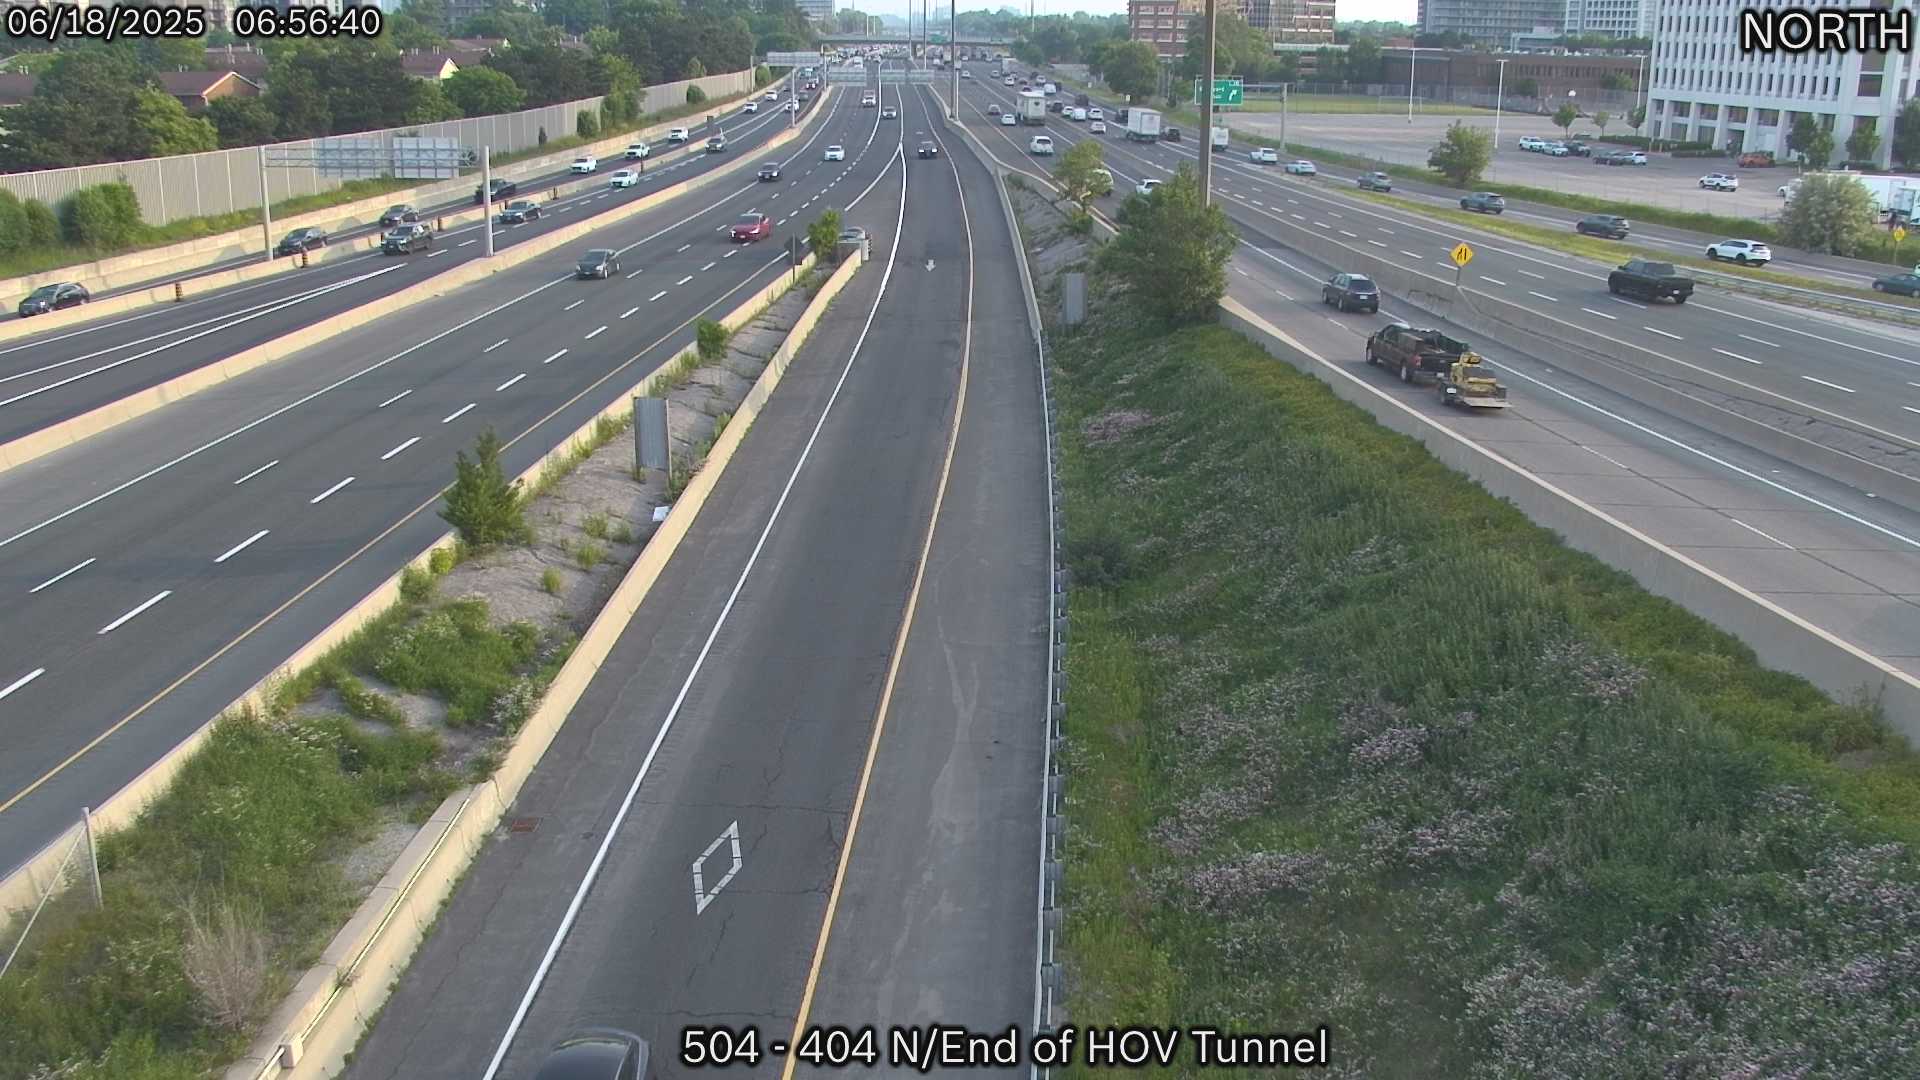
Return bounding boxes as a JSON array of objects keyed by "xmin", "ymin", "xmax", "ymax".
[{"xmin": 730, "ymin": 212, "xmax": 772, "ymax": 243}]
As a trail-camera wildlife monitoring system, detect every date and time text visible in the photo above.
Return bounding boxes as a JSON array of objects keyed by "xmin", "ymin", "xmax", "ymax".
[{"xmin": 5, "ymin": 2, "xmax": 382, "ymax": 44}]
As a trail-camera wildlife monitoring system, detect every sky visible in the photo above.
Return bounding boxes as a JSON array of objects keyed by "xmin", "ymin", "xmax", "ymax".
[{"xmin": 877, "ymin": 0, "xmax": 1418, "ymax": 25}]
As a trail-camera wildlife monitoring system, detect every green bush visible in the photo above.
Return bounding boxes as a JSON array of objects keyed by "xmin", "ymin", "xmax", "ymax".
[
  {"xmin": 754, "ymin": 64, "xmax": 773, "ymax": 88},
  {"xmin": 610, "ymin": 522, "xmax": 635, "ymax": 545},
  {"xmin": 687, "ymin": 84, "xmax": 707, "ymax": 105},
  {"xmin": 540, "ymin": 567, "xmax": 562, "ymax": 595},
  {"xmin": 427, "ymin": 547, "xmax": 455, "ymax": 577},
  {"xmin": 582, "ymin": 511, "xmax": 610, "ymax": 539},
  {"xmin": 22, "ymin": 199, "xmax": 59, "ymax": 247},
  {"xmin": 60, "ymin": 182, "xmax": 144, "ymax": 248},
  {"xmin": 576, "ymin": 109, "xmax": 600, "ymax": 139},
  {"xmin": 371, "ymin": 600, "xmax": 540, "ymax": 727},
  {"xmin": 574, "ymin": 542, "xmax": 605, "ymax": 571},
  {"xmin": 695, "ymin": 318, "xmax": 728, "ymax": 362},
  {"xmin": 0, "ymin": 191, "xmax": 26, "ymax": 253},
  {"xmin": 399, "ymin": 565, "xmax": 436, "ymax": 604}
]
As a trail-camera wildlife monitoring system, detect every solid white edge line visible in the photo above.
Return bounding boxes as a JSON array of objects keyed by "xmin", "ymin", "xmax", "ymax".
[
  {"xmin": 0, "ymin": 668, "xmax": 45, "ymax": 701},
  {"xmin": 97, "ymin": 590, "xmax": 171, "ymax": 635},
  {"xmin": 478, "ymin": 133, "xmax": 912, "ymax": 1080},
  {"xmin": 214, "ymin": 529, "xmax": 271, "ymax": 564},
  {"xmin": 28, "ymin": 557, "xmax": 95, "ymax": 594}
]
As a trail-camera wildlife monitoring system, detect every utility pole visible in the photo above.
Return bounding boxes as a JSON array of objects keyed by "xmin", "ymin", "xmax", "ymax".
[
  {"xmin": 482, "ymin": 146, "xmax": 495, "ymax": 256},
  {"xmin": 257, "ymin": 145, "xmax": 273, "ymax": 259},
  {"xmin": 1493, "ymin": 58, "xmax": 1506, "ymax": 153},
  {"xmin": 1197, "ymin": 0, "xmax": 1216, "ymax": 204},
  {"xmin": 1279, "ymin": 82, "xmax": 1288, "ymax": 154},
  {"xmin": 950, "ymin": 0, "xmax": 959, "ymax": 118}
]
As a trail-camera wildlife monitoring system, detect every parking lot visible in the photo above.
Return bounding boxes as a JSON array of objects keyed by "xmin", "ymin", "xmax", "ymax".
[{"xmin": 1230, "ymin": 111, "xmax": 1793, "ymax": 220}]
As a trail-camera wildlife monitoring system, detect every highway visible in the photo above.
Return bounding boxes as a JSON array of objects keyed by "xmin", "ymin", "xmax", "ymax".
[
  {"xmin": 342, "ymin": 77, "xmax": 1048, "ymax": 1080},
  {"xmin": 0, "ymin": 78, "xmax": 800, "ymax": 322},
  {"xmin": 0, "ymin": 67, "xmax": 907, "ymax": 876},
  {"xmin": 951, "ymin": 69, "xmax": 1920, "ymax": 696},
  {"xmin": 0, "ymin": 91, "xmax": 827, "ymax": 444},
  {"xmin": 953, "ymin": 72, "xmax": 1920, "ymax": 498}
]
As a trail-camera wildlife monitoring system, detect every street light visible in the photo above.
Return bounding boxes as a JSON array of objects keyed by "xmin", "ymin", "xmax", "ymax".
[
  {"xmin": 1406, "ymin": 46, "xmax": 1435, "ymax": 124},
  {"xmin": 1493, "ymin": 57, "xmax": 1507, "ymax": 152}
]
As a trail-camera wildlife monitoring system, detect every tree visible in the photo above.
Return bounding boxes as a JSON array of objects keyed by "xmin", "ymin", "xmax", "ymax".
[
  {"xmin": 1012, "ymin": 39, "xmax": 1046, "ymax": 67},
  {"xmin": 1778, "ymin": 172, "xmax": 1879, "ymax": 255},
  {"xmin": 1803, "ymin": 127, "xmax": 1835, "ymax": 170},
  {"xmin": 1512, "ymin": 76, "xmax": 1539, "ymax": 99},
  {"xmin": 1845, "ymin": 122, "xmax": 1880, "ymax": 165},
  {"xmin": 1099, "ymin": 165, "xmax": 1238, "ymax": 324},
  {"xmin": 1345, "ymin": 37, "xmax": 1384, "ymax": 82},
  {"xmin": 685, "ymin": 57, "xmax": 707, "ymax": 80},
  {"xmin": 131, "ymin": 88, "xmax": 219, "ymax": 156},
  {"xmin": 1591, "ymin": 110, "xmax": 1610, "ymax": 136},
  {"xmin": 1427, "ymin": 121, "xmax": 1492, "ymax": 185},
  {"xmin": 807, "ymin": 208, "xmax": 843, "ymax": 261},
  {"xmin": 405, "ymin": 79, "xmax": 464, "ymax": 123},
  {"xmin": 399, "ymin": 0, "xmax": 450, "ymax": 36},
  {"xmin": 440, "ymin": 428, "xmax": 528, "ymax": 549},
  {"xmin": 1787, "ymin": 113, "xmax": 1818, "ymax": 160},
  {"xmin": 1054, "ymin": 139, "xmax": 1107, "ymax": 219},
  {"xmin": 1552, "ymin": 102, "xmax": 1577, "ymax": 136},
  {"xmin": 0, "ymin": 49, "xmax": 153, "ymax": 168},
  {"xmin": 576, "ymin": 109, "xmax": 600, "ymax": 138},
  {"xmin": 0, "ymin": 192, "xmax": 27, "ymax": 254},
  {"xmin": 1628, "ymin": 104, "xmax": 1646, "ymax": 135},
  {"xmin": 1897, "ymin": 100, "xmax": 1920, "ymax": 169},
  {"xmin": 1102, "ymin": 40, "xmax": 1159, "ymax": 104},
  {"xmin": 206, "ymin": 96, "xmax": 278, "ymax": 148},
  {"xmin": 1599, "ymin": 71, "xmax": 1632, "ymax": 92},
  {"xmin": 445, "ymin": 65, "xmax": 526, "ymax": 116},
  {"xmin": 542, "ymin": 0, "xmax": 605, "ymax": 35}
]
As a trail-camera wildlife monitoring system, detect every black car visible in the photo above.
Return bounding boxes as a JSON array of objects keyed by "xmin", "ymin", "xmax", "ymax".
[
  {"xmin": 379, "ymin": 204, "xmax": 418, "ymax": 227},
  {"xmin": 381, "ymin": 223, "xmax": 433, "ymax": 254},
  {"xmin": 16, "ymin": 281, "xmax": 89, "ymax": 317},
  {"xmin": 1872, "ymin": 272, "xmax": 1920, "ymax": 297},
  {"xmin": 988, "ymin": 103, "xmax": 1002, "ymax": 115},
  {"xmin": 475, "ymin": 178, "xmax": 517, "ymax": 204},
  {"xmin": 1321, "ymin": 273, "xmax": 1380, "ymax": 313},
  {"xmin": 1594, "ymin": 150, "xmax": 1623, "ymax": 165},
  {"xmin": 1460, "ymin": 191, "xmax": 1506, "ymax": 214},
  {"xmin": 1161, "ymin": 126, "xmax": 1181, "ymax": 141},
  {"xmin": 1047, "ymin": 100, "xmax": 1064, "ymax": 113},
  {"xmin": 757, "ymin": 163, "xmax": 781, "ymax": 181},
  {"xmin": 576, "ymin": 248, "xmax": 621, "ymax": 279},
  {"xmin": 917, "ymin": 141, "xmax": 940, "ymax": 158},
  {"xmin": 1563, "ymin": 140, "xmax": 1591, "ymax": 156},
  {"xmin": 531, "ymin": 1030, "xmax": 651, "ymax": 1080},
  {"xmin": 1357, "ymin": 171, "xmax": 1392, "ymax": 192},
  {"xmin": 497, "ymin": 199, "xmax": 541, "ymax": 224},
  {"xmin": 274, "ymin": 227, "xmax": 328, "ymax": 256},
  {"xmin": 1576, "ymin": 213, "xmax": 1630, "ymax": 239}
]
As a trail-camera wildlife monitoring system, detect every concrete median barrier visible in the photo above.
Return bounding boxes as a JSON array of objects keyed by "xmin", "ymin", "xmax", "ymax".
[
  {"xmin": 0, "ymin": 90, "xmax": 831, "ymax": 478},
  {"xmin": 0, "ymin": 77, "xmax": 790, "ymax": 312},
  {"xmin": 1219, "ymin": 296, "xmax": 1920, "ymax": 736}
]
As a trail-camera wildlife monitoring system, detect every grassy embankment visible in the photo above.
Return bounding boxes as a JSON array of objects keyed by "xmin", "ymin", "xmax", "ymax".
[
  {"xmin": 0, "ymin": 84, "xmax": 763, "ymax": 284},
  {"xmin": 1041, "ymin": 228, "xmax": 1920, "ymax": 1074}
]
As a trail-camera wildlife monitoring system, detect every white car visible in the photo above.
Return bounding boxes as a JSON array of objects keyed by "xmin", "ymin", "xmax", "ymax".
[
  {"xmin": 1699, "ymin": 172, "xmax": 1739, "ymax": 191},
  {"xmin": 609, "ymin": 169, "xmax": 640, "ymax": 188},
  {"xmin": 1284, "ymin": 160, "xmax": 1317, "ymax": 175},
  {"xmin": 1249, "ymin": 147, "xmax": 1279, "ymax": 164},
  {"xmin": 1070, "ymin": 107, "xmax": 1087, "ymax": 121},
  {"xmin": 1089, "ymin": 119, "xmax": 1107, "ymax": 134},
  {"xmin": 667, "ymin": 127, "xmax": 690, "ymax": 142},
  {"xmin": 764, "ymin": 89, "xmax": 780, "ymax": 100},
  {"xmin": 1544, "ymin": 142, "xmax": 1569, "ymax": 156},
  {"xmin": 1029, "ymin": 135, "xmax": 1055, "ymax": 155},
  {"xmin": 783, "ymin": 99, "xmax": 800, "ymax": 112},
  {"xmin": 1519, "ymin": 136, "xmax": 1546, "ymax": 151},
  {"xmin": 862, "ymin": 93, "xmax": 877, "ymax": 107},
  {"xmin": 824, "ymin": 144, "xmax": 845, "ymax": 161},
  {"xmin": 1000, "ymin": 112, "xmax": 1017, "ymax": 126},
  {"xmin": 570, "ymin": 155, "xmax": 597, "ymax": 173},
  {"xmin": 1705, "ymin": 238, "xmax": 1772, "ymax": 264},
  {"xmin": 1088, "ymin": 107, "xmax": 1103, "ymax": 120},
  {"xmin": 1003, "ymin": 75, "xmax": 1015, "ymax": 85},
  {"xmin": 743, "ymin": 100, "xmax": 759, "ymax": 114},
  {"xmin": 624, "ymin": 142, "xmax": 650, "ymax": 160},
  {"xmin": 1135, "ymin": 178, "xmax": 1162, "ymax": 196},
  {"xmin": 962, "ymin": 69, "xmax": 973, "ymax": 79}
]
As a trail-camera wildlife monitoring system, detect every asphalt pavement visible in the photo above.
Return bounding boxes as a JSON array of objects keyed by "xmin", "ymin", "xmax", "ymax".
[
  {"xmin": 953, "ymin": 73, "xmax": 1920, "ymax": 503},
  {"xmin": 341, "ymin": 78, "xmax": 1046, "ymax": 1080},
  {"xmin": 0, "ymin": 72, "xmax": 905, "ymax": 876},
  {"xmin": 0, "ymin": 95, "xmax": 826, "ymax": 443}
]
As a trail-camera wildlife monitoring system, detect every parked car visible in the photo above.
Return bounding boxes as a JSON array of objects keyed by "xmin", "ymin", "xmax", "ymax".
[
  {"xmin": 1284, "ymin": 160, "xmax": 1318, "ymax": 175},
  {"xmin": 1543, "ymin": 141, "xmax": 1571, "ymax": 157},
  {"xmin": 1624, "ymin": 151, "xmax": 1649, "ymax": 165},
  {"xmin": 1737, "ymin": 150, "xmax": 1776, "ymax": 167},
  {"xmin": 1563, "ymin": 139, "xmax": 1591, "ymax": 156},
  {"xmin": 1608, "ymin": 258, "xmax": 1693, "ymax": 303},
  {"xmin": 1135, "ymin": 178, "xmax": 1162, "ymax": 197},
  {"xmin": 824, "ymin": 144, "xmax": 845, "ymax": 161},
  {"xmin": 610, "ymin": 169, "xmax": 640, "ymax": 188},
  {"xmin": 274, "ymin": 227, "xmax": 328, "ymax": 256},
  {"xmin": 1872, "ymin": 272, "xmax": 1920, "ymax": 297},
  {"xmin": 1705, "ymin": 238, "xmax": 1772, "ymax": 264},
  {"xmin": 624, "ymin": 142, "xmax": 651, "ymax": 160},
  {"xmin": 1029, "ymin": 135, "xmax": 1055, "ymax": 155},
  {"xmin": 666, "ymin": 127, "xmax": 691, "ymax": 142},
  {"xmin": 1699, "ymin": 172, "xmax": 1739, "ymax": 191},
  {"xmin": 1357, "ymin": 171, "xmax": 1392, "ymax": 192},
  {"xmin": 1518, "ymin": 136, "xmax": 1546, "ymax": 151},
  {"xmin": 1576, "ymin": 213, "xmax": 1631, "ymax": 239},
  {"xmin": 497, "ymin": 199, "xmax": 541, "ymax": 224},
  {"xmin": 16, "ymin": 281, "xmax": 88, "ymax": 317},
  {"xmin": 1594, "ymin": 150, "xmax": 1627, "ymax": 165},
  {"xmin": 379, "ymin": 205, "xmax": 418, "ymax": 226},
  {"xmin": 474, "ymin": 178, "xmax": 517, "ymax": 204},
  {"xmin": 576, "ymin": 249, "xmax": 621, "ymax": 279},
  {"xmin": 1460, "ymin": 191, "xmax": 1506, "ymax": 214},
  {"xmin": 529, "ymin": 1030, "xmax": 650, "ymax": 1080},
  {"xmin": 1322, "ymin": 272, "xmax": 1380, "ymax": 313},
  {"xmin": 381, "ymin": 223, "xmax": 433, "ymax": 254},
  {"xmin": 758, "ymin": 162, "xmax": 781, "ymax": 181},
  {"xmin": 917, "ymin": 141, "xmax": 940, "ymax": 158},
  {"xmin": 1249, "ymin": 147, "xmax": 1279, "ymax": 164},
  {"xmin": 570, "ymin": 155, "xmax": 597, "ymax": 174},
  {"xmin": 730, "ymin": 212, "xmax": 772, "ymax": 242}
]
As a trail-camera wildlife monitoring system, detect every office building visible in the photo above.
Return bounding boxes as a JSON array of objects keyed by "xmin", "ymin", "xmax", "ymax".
[
  {"xmin": 1562, "ymin": 0, "xmax": 1651, "ymax": 39},
  {"xmin": 1129, "ymin": 0, "xmax": 1205, "ymax": 59},
  {"xmin": 1646, "ymin": 0, "xmax": 1918, "ymax": 168},
  {"xmin": 797, "ymin": 0, "xmax": 835, "ymax": 23},
  {"xmin": 1416, "ymin": 0, "xmax": 1563, "ymax": 45},
  {"xmin": 1244, "ymin": 0, "xmax": 1335, "ymax": 44}
]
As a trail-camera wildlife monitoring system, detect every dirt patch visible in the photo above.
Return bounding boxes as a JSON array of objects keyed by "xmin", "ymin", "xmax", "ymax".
[{"xmin": 1083, "ymin": 409, "xmax": 1156, "ymax": 445}]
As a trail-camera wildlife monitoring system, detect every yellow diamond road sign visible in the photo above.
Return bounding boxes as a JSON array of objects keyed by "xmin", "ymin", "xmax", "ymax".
[
  {"xmin": 1896, "ymin": 226, "xmax": 1909, "ymax": 243},
  {"xmin": 1450, "ymin": 242, "xmax": 1474, "ymax": 267}
]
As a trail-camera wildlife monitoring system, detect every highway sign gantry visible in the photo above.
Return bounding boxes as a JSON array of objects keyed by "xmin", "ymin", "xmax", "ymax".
[
  {"xmin": 765, "ymin": 51, "xmax": 823, "ymax": 67},
  {"xmin": 1194, "ymin": 77, "xmax": 1243, "ymax": 106}
]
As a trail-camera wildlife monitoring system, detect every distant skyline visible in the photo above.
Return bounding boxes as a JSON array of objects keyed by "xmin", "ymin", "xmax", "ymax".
[{"xmin": 876, "ymin": 0, "xmax": 1417, "ymax": 26}]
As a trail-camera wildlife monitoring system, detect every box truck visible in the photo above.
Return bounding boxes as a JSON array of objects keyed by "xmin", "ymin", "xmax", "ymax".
[
  {"xmin": 1018, "ymin": 90, "xmax": 1047, "ymax": 125},
  {"xmin": 1125, "ymin": 107, "xmax": 1161, "ymax": 141},
  {"xmin": 1211, "ymin": 126, "xmax": 1229, "ymax": 150}
]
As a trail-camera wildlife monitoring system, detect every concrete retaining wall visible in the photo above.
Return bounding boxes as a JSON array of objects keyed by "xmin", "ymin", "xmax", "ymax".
[
  {"xmin": 0, "ymin": 88, "xmax": 831, "ymax": 476},
  {"xmin": 0, "ymin": 70, "xmax": 775, "ymax": 324}
]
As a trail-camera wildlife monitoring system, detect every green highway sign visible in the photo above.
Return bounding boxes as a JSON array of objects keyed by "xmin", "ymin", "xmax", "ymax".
[{"xmin": 1195, "ymin": 77, "xmax": 1243, "ymax": 106}]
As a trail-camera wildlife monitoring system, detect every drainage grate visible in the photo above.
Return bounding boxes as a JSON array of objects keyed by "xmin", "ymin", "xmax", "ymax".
[{"xmin": 507, "ymin": 817, "xmax": 542, "ymax": 834}]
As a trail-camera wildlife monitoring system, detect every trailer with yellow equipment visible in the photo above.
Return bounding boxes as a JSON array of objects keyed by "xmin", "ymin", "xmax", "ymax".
[{"xmin": 1435, "ymin": 353, "xmax": 1509, "ymax": 409}]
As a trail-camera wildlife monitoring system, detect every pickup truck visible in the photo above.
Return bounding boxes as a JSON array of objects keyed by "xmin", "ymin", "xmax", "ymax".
[
  {"xmin": 1607, "ymin": 259, "xmax": 1694, "ymax": 304},
  {"xmin": 1365, "ymin": 323, "xmax": 1477, "ymax": 385}
]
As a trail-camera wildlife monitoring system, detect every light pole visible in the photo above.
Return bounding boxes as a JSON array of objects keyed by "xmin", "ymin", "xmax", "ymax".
[
  {"xmin": 950, "ymin": 0, "xmax": 958, "ymax": 118},
  {"xmin": 1566, "ymin": 88, "xmax": 1577, "ymax": 139},
  {"xmin": 1493, "ymin": 58, "xmax": 1507, "ymax": 152},
  {"xmin": 1407, "ymin": 46, "xmax": 1431, "ymax": 123}
]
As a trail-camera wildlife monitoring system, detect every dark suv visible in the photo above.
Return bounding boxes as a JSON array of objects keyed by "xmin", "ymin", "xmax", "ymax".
[
  {"xmin": 475, "ymin": 178, "xmax": 517, "ymax": 204},
  {"xmin": 1321, "ymin": 272, "xmax": 1380, "ymax": 313},
  {"xmin": 382, "ymin": 223, "xmax": 433, "ymax": 254},
  {"xmin": 1460, "ymin": 191, "xmax": 1506, "ymax": 214},
  {"xmin": 17, "ymin": 281, "xmax": 89, "ymax": 317},
  {"xmin": 1576, "ymin": 213, "xmax": 1630, "ymax": 239}
]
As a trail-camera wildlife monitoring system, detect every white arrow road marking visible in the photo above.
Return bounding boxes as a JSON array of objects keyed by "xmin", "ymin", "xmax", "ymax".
[
  {"xmin": 692, "ymin": 820, "xmax": 743, "ymax": 915},
  {"xmin": 925, "ymin": 259, "xmax": 935, "ymax": 271}
]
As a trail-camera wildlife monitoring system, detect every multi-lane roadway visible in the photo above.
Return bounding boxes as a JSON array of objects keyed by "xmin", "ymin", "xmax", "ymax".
[{"xmin": 0, "ymin": 68, "xmax": 895, "ymax": 874}]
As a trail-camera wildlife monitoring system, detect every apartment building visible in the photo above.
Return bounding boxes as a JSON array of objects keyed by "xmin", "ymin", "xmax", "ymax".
[
  {"xmin": 1244, "ymin": 0, "xmax": 1335, "ymax": 45},
  {"xmin": 1416, "ymin": 0, "xmax": 1563, "ymax": 45},
  {"xmin": 1129, "ymin": 0, "xmax": 1205, "ymax": 59},
  {"xmin": 1562, "ymin": 0, "xmax": 1651, "ymax": 39},
  {"xmin": 1646, "ymin": 0, "xmax": 1918, "ymax": 168}
]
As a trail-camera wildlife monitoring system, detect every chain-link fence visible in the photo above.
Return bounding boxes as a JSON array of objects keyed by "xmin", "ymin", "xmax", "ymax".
[{"xmin": 0, "ymin": 811, "xmax": 102, "ymax": 983}]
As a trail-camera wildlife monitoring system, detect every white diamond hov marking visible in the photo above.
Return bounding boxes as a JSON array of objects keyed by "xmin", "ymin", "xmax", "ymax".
[{"xmin": 691, "ymin": 820, "xmax": 743, "ymax": 915}]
